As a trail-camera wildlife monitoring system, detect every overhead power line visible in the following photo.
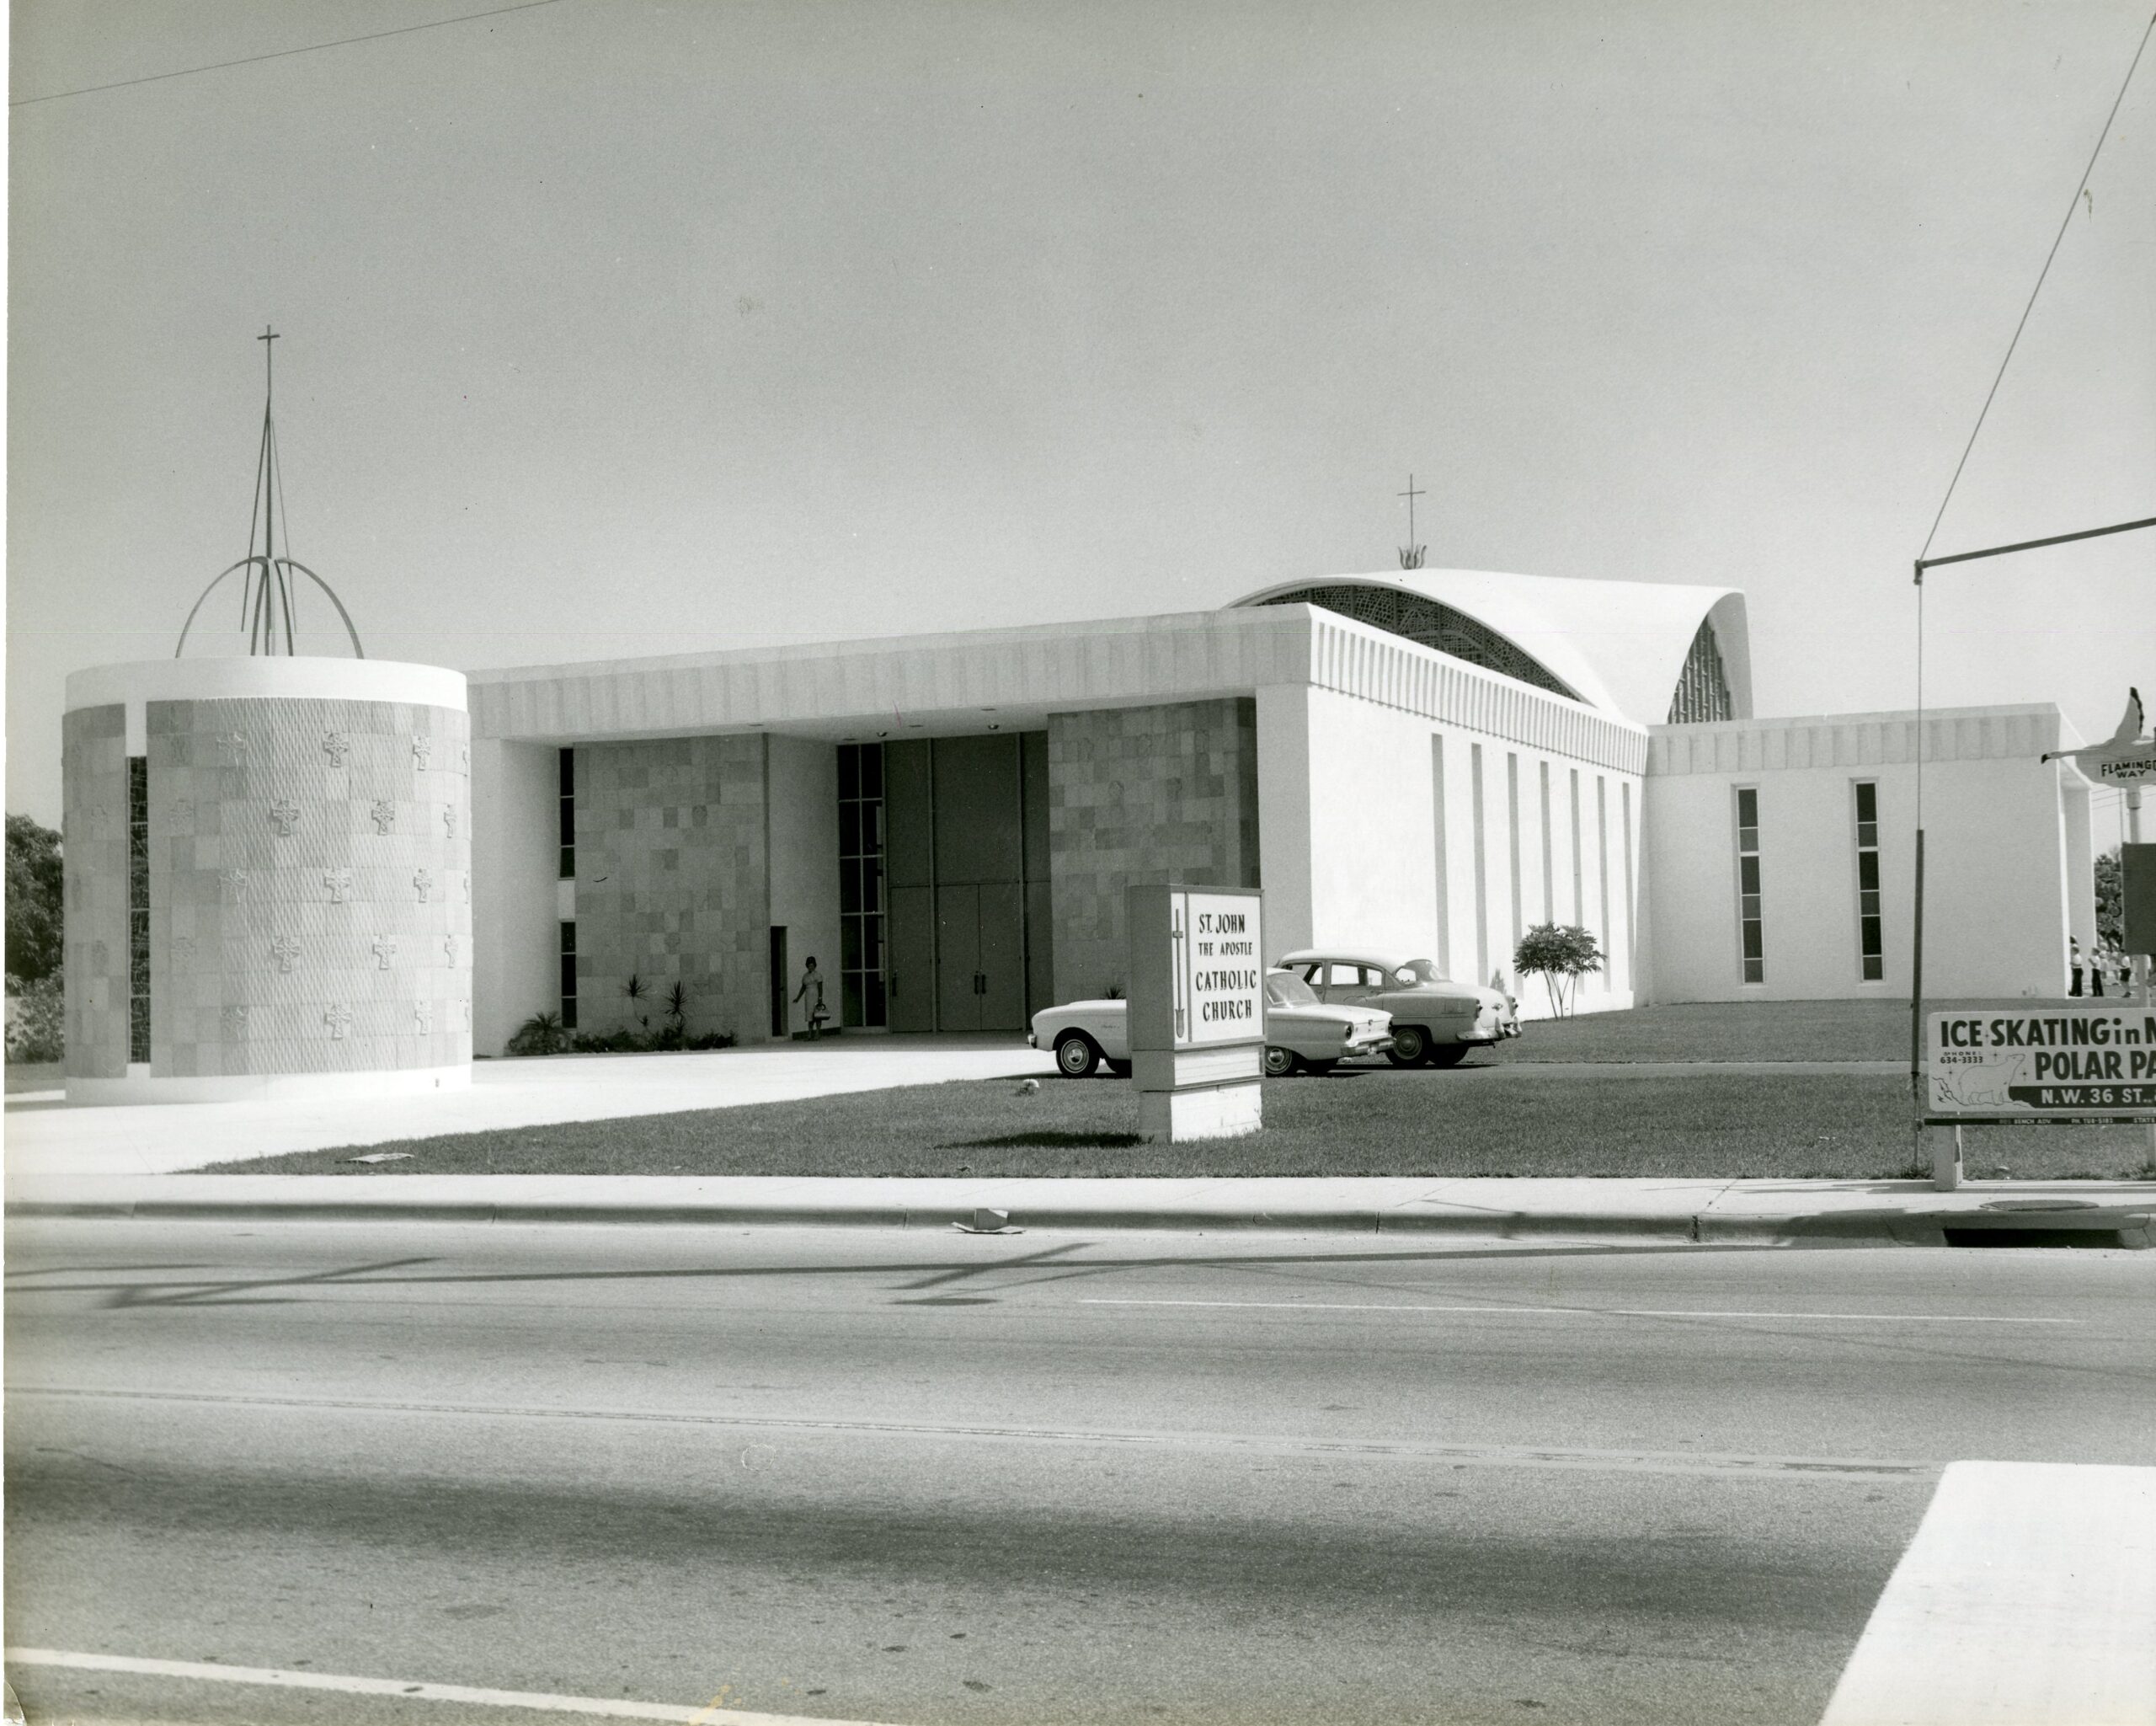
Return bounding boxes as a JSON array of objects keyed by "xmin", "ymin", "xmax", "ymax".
[
  {"xmin": 10, "ymin": 0, "xmax": 564, "ymax": 108},
  {"xmin": 1916, "ymin": 8, "xmax": 2156, "ymax": 563}
]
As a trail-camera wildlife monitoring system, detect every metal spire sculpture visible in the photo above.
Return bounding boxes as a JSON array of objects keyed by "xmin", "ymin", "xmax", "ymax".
[{"xmin": 174, "ymin": 329, "xmax": 365, "ymax": 657}]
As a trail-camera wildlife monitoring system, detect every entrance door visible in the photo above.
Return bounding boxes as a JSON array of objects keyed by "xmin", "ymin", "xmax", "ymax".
[
  {"xmin": 886, "ymin": 886, "xmax": 936, "ymax": 1033},
  {"xmin": 937, "ymin": 885, "xmax": 983, "ymax": 1032},
  {"xmin": 768, "ymin": 927, "xmax": 788, "ymax": 1039},
  {"xmin": 933, "ymin": 884, "xmax": 1027, "ymax": 1032},
  {"xmin": 976, "ymin": 881, "xmax": 1026, "ymax": 1031}
]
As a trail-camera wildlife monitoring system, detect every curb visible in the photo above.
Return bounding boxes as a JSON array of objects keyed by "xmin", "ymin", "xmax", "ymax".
[{"xmin": 8, "ymin": 1192, "xmax": 2150, "ymax": 1247}]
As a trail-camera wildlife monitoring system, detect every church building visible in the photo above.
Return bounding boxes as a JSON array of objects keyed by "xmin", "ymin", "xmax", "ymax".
[{"xmin": 466, "ymin": 568, "xmax": 2098, "ymax": 1052}]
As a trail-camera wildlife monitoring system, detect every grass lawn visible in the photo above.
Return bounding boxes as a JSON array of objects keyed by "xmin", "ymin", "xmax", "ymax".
[
  {"xmin": 212, "ymin": 1066, "xmax": 2156, "ymax": 1182},
  {"xmin": 1492, "ymin": 997, "xmax": 2036, "ymax": 1064}
]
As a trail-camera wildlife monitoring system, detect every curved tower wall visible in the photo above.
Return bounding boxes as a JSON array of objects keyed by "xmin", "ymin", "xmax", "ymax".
[{"xmin": 61, "ymin": 658, "xmax": 472, "ymax": 1103}]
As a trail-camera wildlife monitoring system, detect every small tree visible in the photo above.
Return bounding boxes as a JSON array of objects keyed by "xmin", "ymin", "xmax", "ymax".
[
  {"xmin": 1513, "ymin": 923, "xmax": 1604, "ymax": 1018},
  {"xmin": 2095, "ymin": 847, "xmax": 2122, "ymax": 948},
  {"xmin": 6, "ymin": 815, "xmax": 64, "ymax": 987}
]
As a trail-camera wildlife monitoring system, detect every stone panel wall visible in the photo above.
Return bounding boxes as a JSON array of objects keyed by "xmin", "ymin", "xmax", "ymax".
[
  {"xmin": 573, "ymin": 735, "xmax": 769, "ymax": 1042},
  {"xmin": 1047, "ymin": 698, "xmax": 1260, "ymax": 1002},
  {"xmin": 61, "ymin": 704, "xmax": 131, "ymax": 1077},
  {"xmin": 145, "ymin": 697, "xmax": 472, "ymax": 1075}
]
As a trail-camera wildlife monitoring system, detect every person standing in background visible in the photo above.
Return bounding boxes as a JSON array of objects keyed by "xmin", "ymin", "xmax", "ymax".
[
  {"xmin": 793, "ymin": 956, "xmax": 830, "ymax": 1038},
  {"xmin": 2069, "ymin": 937, "xmax": 2085, "ymax": 997}
]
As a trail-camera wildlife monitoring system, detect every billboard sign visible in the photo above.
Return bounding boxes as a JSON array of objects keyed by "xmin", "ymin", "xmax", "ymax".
[{"xmin": 1928, "ymin": 1007, "xmax": 2156, "ymax": 1125}]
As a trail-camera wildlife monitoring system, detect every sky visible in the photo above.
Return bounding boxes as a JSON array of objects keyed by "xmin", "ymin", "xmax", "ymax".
[{"xmin": 8, "ymin": 0, "xmax": 2153, "ymax": 833}]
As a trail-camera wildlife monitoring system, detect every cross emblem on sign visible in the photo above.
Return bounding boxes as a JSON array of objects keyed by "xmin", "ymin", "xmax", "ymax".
[
  {"xmin": 323, "ymin": 1002, "xmax": 353, "ymax": 1041},
  {"xmin": 1170, "ymin": 901, "xmax": 1187, "ymax": 1042},
  {"xmin": 372, "ymin": 936, "xmax": 398, "ymax": 970}
]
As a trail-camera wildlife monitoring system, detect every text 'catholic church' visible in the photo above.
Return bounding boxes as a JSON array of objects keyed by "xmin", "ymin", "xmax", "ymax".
[{"xmin": 462, "ymin": 567, "xmax": 2095, "ymax": 1055}]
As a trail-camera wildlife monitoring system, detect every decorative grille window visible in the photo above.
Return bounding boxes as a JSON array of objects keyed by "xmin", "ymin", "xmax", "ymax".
[
  {"xmin": 838, "ymin": 742, "xmax": 888, "ymax": 1029},
  {"xmin": 559, "ymin": 919, "xmax": 578, "ymax": 1029},
  {"xmin": 1668, "ymin": 619, "xmax": 1734, "ymax": 724},
  {"xmin": 1853, "ymin": 782, "xmax": 1883, "ymax": 981},
  {"xmin": 128, "ymin": 756, "xmax": 150, "ymax": 1062},
  {"xmin": 1735, "ymin": 786, "xmax": 1764, "ymax": 985},
  {"xmin": 558, "ymin": 748, "xmax": 575, "ymax": 879},
  {"xmin": 1251, "ymin": 585, "xmax": 1582, "ymax": 702}
]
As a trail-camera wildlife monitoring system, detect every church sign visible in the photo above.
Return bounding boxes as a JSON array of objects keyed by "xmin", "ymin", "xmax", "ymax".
[
  {"xmin": 1127, "ymin": 884, "xmax": 1265, "ymax": 1141},
  {"xmin": 1927, "ymin": 1008, "xmax": 2156, "ymax": 1125}
]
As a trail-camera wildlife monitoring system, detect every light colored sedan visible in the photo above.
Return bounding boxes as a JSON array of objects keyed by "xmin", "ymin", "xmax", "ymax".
[
  {"xmin": 1273, "ymin": 948, "xmax": 1519, "ymax": 1067},
  {"xmin": 1028, "ymin": 970, "xmax": 1393, "ymax": 1077}
]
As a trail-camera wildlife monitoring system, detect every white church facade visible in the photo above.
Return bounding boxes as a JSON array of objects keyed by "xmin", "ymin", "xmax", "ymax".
[{"xmin": 463, "ymin": 568, "xmax": 2100, "ymax": 1054}]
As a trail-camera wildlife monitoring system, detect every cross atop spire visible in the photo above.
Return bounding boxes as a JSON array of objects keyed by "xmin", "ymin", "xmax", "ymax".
[
  {"xmin": 1397, "ymin": 473, "xmax": 1427, "ymax": 571},
  {"xmin": 259, "ymin": 325, "xmax": 278, "ymax": 398}
]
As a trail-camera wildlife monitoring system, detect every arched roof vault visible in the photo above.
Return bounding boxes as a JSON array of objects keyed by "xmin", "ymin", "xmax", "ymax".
[{"xmin": 1228, "ymin": 569, "xmax": 1752, "ymax": 728}]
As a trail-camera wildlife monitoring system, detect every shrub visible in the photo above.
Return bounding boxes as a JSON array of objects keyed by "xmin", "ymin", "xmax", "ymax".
[
  {"xmin": 504, "ymin": 1011, "xmax": 568, "ymax": 1057},
  {"xmin": 569, "ymin": 1028, "xmax": 644, "ymax": 1054},
  {"xmin": 687, "ymin": 1029, "xmax": 737, "ymax": 1051},
  {"xmin": 6, "ymin": 972, "xmax": 64, "ymax": 1063}
]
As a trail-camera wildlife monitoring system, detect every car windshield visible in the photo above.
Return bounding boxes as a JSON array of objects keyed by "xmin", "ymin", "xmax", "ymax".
[
  {"xmin": 1265, "ymin": 972, "xmax": 1317, "ymax": 1007},
  {"xmin": 1396, "ymin": 959, "xmax": 1449, "ymax": 986}
]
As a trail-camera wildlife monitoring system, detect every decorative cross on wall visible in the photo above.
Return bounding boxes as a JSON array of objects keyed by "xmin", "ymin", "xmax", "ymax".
[
  {"xmin": 369, "ymin": 800, "xmax": 396, "ymax": 835},
  {"xmin": 271, "ymin": 933, "xmax": 302, "ymax": 973},
  {"xmin": 268, "ymin": 799, "xmax": 300, "ymax": 837},
  {"xmin": 323, "ymin": 1002, "xmax": 353, "ymax": 1041},
  {"xmin": 372, "ymin": 936, "xmax": 398, "ymax": 970},
  {"xmin": 411, "ymin": 735, "xmax": 434, "ymax": 768},
  {"xmin": 323, "ymin": 868, "xmax": 354, "ymax": 904},
  {"xmin": 413, "ymin": 868, "xmax": 434, "ymax": 904},
  {"xmin": 220, "ymin": 868, "xmax": 249, "ymax": 903},
  {"xmin": 322, "ymin": 731, "xmax": 352, "ymax": 765}
]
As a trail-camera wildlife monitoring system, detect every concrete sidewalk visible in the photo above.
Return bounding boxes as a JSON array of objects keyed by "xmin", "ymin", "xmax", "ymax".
[
  {"xmin": 2, "ymin": 1037, "xmax": 1057, "ymax": 1177},
  {"xmin": 8, "ymin": 1171, "xmax": 2150, "ymax": 1247}
]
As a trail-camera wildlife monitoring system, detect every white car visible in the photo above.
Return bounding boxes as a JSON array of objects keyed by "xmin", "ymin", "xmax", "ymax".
[
  {"xmin": 1273, "ymin": 948, "xmax": 1519, "ymax": 1066},
  {"xmin": 1028, "ymin": 970, "xmax": 1394, "ymax": 1077}
]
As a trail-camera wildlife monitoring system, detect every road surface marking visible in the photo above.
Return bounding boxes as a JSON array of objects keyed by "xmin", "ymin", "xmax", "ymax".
[
  {"xmin": 12, "ymin": 1385, "xmax": 1929, "ymax": 1478},
  {"xmin": 1079, "ymin": 1297, "xmax": 2079, "ymax": 1323},
  {"xmin": 3, "ymin": 1649, "xmax": 899, "ymax": 1725},
  {"xmin": 1819, "ymin": 1461, "xmax": 2156, "ymax": 1725}
]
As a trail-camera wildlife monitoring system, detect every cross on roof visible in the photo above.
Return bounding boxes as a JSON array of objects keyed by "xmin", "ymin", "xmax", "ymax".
[{"xmin": 1398, "ymin": 473, "xmax": 1428, "ymax": 571}]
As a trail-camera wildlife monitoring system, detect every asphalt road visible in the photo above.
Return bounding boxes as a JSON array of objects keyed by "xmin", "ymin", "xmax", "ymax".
[{"xmin": 7, "ymin": 1220, "xmax": 2152, "ymax": 1726}]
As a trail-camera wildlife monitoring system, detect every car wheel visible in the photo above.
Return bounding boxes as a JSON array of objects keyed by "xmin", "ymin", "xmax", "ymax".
[
  {"xmin": 1105, "ymin": 1061, "xmax": 1132, "ymax": 1078},
  {"xmin": 1262, "ymin": 1044, "xmax": 1298, "ymax": 1078},
  {"xmin": 1385, "ymin": 1024, "xmax": 1431, "ymax": 1067},
  {"xmin": 1055, "ymin": 1033, "xmax": 1101, "ymax": 1077},
  {"xmin": 1422, "ymin": 1043, "xmax": 1469, "ymax": 1069}
]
